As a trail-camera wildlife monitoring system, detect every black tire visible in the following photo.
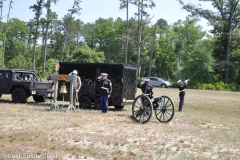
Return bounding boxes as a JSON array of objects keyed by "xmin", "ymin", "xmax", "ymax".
[
  {"xmin": 161, "ymin": 84, "xmax": 167, "ymax": 88},
  {"xmin": 79, "ymin": 96, "xmax": 92, "ymax": 109},
  {"xmin": 0, "ymin": 94, "xmax": 2, "ymax": 98},
  {"xmin": 132, "ymin": 94, "xmax": 153, "ymax": 124},
  {"xmin": 33, "ymin": 95, "xmax": 47, "ymax": 102},
  {"xmin": 114, "ymin": 105, "xmax": 124, "ymax": 109},
  {"xmin": 11, "ymin": 88, "xmax": 28, "ymax": 103},
  {"xmin": 154, "ymin": 96, "xmax": 175, "ymax": 123},
  {"xmin": 94, "ymin": 98, "xmax": 102, "ymax": 110}
]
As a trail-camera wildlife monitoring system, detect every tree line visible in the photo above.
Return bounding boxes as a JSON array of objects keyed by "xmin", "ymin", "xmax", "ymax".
[{"xmin": 0, "ymin": 0, "xmax": 240, "ymax": 88}]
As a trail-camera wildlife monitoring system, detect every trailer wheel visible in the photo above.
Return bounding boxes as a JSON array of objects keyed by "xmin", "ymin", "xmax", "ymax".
[
  {"xmin": 33, "ymin": 95, "xmax": 47, "ymax": 102},
  {"xmin": 12, "ymin": 88, "xmax": 28, "ymax": 103},
  {"xmin": 94, "ymin": 98, "xmax": 101, "ymax": 110},
  {"xmin": 114, "ymin": 105, "xmax": 124, "ymax": 109},
  {"xmin": 79, "ymin": 96, "xmax": 92, "ymax": 109}
]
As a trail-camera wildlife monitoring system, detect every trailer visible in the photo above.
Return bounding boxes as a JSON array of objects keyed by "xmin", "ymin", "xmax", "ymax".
[{"xmin": 58, "ymin": 62, "xmax": 138, "ymax": 109}]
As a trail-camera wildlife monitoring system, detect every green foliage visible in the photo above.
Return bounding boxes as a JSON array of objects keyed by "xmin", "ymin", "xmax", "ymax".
[
  {"xmin": 7, "ymin": 54, "xmax": 32, "ymax": 70},
  {"xmin": 202, "ymin": 83, "xmax": 215, "ymax": 90},
  {"xmin": 136, "ymin": 77, "xmax": 144, "ymax": 84},
  {"xmin": 45, "ymin": 58, "xmax": 59, "ymax": 74},
  {"xmin": 70, "ymin": 45, "xmax": 105, "ymax": 63},
  {"xmin": 190, "ymin": 82, "xmax": 240, "ymax": 91},
  {"xmin": 1, "ymin": 10, "xmax": 240, "ymax": 88}
]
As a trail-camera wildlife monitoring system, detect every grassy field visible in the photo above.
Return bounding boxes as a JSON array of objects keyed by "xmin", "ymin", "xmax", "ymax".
[{"xmin": 0, "ymin": 88, "xmax": 239, "ymax": 160}]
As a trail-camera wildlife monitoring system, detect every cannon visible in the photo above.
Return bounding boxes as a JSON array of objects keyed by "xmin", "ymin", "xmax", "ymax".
[{"xmin": 131, "ymin": 94, "xmax": 175, "ymax": 124}]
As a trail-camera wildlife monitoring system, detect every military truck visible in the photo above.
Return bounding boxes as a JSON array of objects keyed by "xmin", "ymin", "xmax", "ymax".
[
  {"xmin": 58, "ymin": 62, "xmax": 137, "ymax": 109},
  {"xmin": 0, "ymin": 68, "xmax": 52, "ymax": 103}
]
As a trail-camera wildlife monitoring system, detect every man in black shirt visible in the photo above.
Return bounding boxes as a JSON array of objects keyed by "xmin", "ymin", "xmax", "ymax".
[
  {"xmin": 177, "ymin": 79, "xmax": 188, "ymax": 111},
  {"xmin": 99, "ymin": 73, "xmax": 112, "ymax": 113},
  {"xmin": 137, "ymin": 79, "xmax": 154, "ymax": 99}
]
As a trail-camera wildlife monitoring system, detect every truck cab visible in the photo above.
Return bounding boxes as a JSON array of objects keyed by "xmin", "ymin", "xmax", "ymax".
[
  {"xmin": 0, "ymin": 68, "xmax": 50, "ymax": 103},
  {"xmin": 58, "ymin": 62, "xmax": 137, "ymax": 109}
]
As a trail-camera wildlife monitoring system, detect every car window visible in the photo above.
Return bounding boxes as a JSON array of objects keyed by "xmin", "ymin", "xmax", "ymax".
[{"xmin": 0, "ymin": 72, "xmax": 8, "ymax": 80}]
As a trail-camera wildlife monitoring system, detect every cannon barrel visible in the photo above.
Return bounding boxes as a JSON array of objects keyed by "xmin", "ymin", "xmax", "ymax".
[{"xmin": 153, "ymin": 97, "xmax": 162, "ymax": 103}]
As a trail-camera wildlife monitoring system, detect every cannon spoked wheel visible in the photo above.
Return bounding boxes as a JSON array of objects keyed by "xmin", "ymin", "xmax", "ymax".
[
  {"xmin": 153, "ymin": 96, "xmax": 175, "ymax": 123},
  {"xmin": 132, "ymin": 94, "xmax": 153, "ymax": 124}
]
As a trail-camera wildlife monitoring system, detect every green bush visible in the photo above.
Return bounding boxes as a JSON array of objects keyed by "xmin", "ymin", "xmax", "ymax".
[
  {"xmin": 139, "ymin": 78, "xmax": 240, "ymax": 92},
  {"xmin": 136, "ymin": 77, "xmax": 144, "ymax": 85},
  {"xmin": 227, "ymin": 83, "xmax": 240, "ymax": 91},
  {"xmin": 171, "ymin": 81, "xmax": 178, "ymax": 88},
  {"xmin": 198, "ymin": 82, "xmax": 240, "ymax": 91},
  {"xmin": 202, "ymin": 83, "xmax": 215, "ymax": 90},
  {"xmin": 191, "ymin": 82, "xmax": 202, "ymax": 89}
]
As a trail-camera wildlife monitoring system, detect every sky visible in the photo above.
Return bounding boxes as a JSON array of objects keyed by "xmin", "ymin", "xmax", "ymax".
[{"xmin": 1, "ymin": 0, "xmax": 213, "ymax": 32}]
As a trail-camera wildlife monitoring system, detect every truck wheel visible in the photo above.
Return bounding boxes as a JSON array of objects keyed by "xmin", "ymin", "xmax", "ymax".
[
  {"xmin": 114, "ymin": 105, "xmax": 124, "ymax": 109},
  {"xmin": 94, "ymin": 98, "xmax": 101, "ymax": 110},
  {"xmin": 33, "ymin": 95, "xmax": 47, "ymax": 102},
  {"xmin": 12, "ymin": 88, "xmax": 28, "ymax": 103},
  {"xmin": 79, "ymin": 96, "xmax": 92, "ymax": 109}
]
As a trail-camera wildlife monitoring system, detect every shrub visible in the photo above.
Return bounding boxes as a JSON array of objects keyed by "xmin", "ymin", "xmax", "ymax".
[
  {"xmin": 136, "ymin": 77, "xmax": 144, "ymax": 84},
  {"xmin": 202, "ymin": 83, "xmax": 215, "ymax": 90}
]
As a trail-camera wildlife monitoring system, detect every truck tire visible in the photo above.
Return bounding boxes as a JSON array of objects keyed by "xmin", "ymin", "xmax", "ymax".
[
  {"xmin": 79, "ymin": 96, "xmax": 92, "ymax": 109},
  {"xmin": 0, "ymin": 94, "xmax": 2, "ymax": 98},
  {"xmin": 33, "ymin": 95, "xmax": 47, "ymax": 102},
  {"xmin": 12, "ymin": 88, "xmax": 28, "ymax": 103},
  {"xmin": 114, "ymin": 105, "xmax": 124, "ymax": 109},
  {"xmin": 94, "ymin": 98, "xmax": 101, "ymax": 110}
]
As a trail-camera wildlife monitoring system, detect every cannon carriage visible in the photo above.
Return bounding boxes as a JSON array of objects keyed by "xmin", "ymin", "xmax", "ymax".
[{"xmin": 132, "ymin": 94, "xmax": 175, "ymax": 124}]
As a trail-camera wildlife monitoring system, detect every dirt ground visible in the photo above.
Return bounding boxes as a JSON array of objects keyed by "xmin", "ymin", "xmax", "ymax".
[{"xmin": 0, "ymin": 88, "xmax": 240, "ymax": 160}]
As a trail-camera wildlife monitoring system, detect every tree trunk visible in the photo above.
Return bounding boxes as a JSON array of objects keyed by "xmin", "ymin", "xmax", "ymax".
[
  {"xmin": 136, "ymin": 0, "xmax": 141, "ymax": 76},
  {"xmin": 2, "ymin": 0, "xmax": 12, "ymax": 68},
  {"xmin": 125, "ymin": 0, "xmax": 129, "ymax": 65},
  {"xmin": 225, "ymin": 4, "xmax": 235, "ymax": 84},
  {"xmin": 61, "ymin": 18, "xmax": 71, "ymax": 62},
  {"xmin": 42, "ymin": 0, "xmax": 51, "ymax": 78},
  {"xmin": 31, "ymin": 0, "xmax": 44, "ymax": 71},
  {"xmin": 176, "ymin": 50, "xmax": 180, "ymax": 76},
  {"xmin": 0, "ymin": 0, "xmax": 3, "ymax": 33},
  {"xmin": 148, "ymin": 24, "xmax": 157, "ymax": 77}
]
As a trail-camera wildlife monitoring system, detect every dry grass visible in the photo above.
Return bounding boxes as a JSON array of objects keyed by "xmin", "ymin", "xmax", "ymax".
[{"xmin": 0, "ymin": 88, "xmax": 240, "ymax": 160}]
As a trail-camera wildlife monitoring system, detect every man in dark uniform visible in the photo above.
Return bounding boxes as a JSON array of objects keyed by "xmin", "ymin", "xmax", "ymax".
[
  {"xmin": 177, "ymin": 79, "xmax": 189, "ymax": 111},
  {"xmin": 99, "ymin": 73, "xmax": 112, "ymax": 113},
  {"xmin": 136, "ymin": 78, "xmax": 154, "ymax": 117},
  {"xmin": 137, "ymin": 79, "xmax": 154, "ymax": 99}
]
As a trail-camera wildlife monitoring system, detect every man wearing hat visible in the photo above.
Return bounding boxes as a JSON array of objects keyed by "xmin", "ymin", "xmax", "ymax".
[
  {"xmin": 137, "ymin": 78, "xmax": 154, "ymax": 99},
  {"xmin": 99, "ymin": 73, "xmax": 112, "ymax": 113},
  {"xmin": 177, "ymin": 79, "xmax": 188, "ymax": 111},
  {"xmin": 69, "ymin": 70, "xmax": 81, "ymax": 108}
]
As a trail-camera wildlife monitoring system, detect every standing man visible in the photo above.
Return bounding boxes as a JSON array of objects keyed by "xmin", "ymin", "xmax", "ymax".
[
  {"xmin": 69, "ymin": 70, "xmax": 81, "ymax": 108},
  {"xmin": 177, "ymin": 79, "xmax": 189, "ymax": 111},
  {"xmin": 99, "ymin": 73, "xmax": 112, "ymax": 113}
]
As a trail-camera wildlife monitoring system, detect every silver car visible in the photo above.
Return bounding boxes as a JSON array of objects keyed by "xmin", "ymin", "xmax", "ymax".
[{"xmin": 145, "ymin": 77, "xmax": 171, "ymax": 88}]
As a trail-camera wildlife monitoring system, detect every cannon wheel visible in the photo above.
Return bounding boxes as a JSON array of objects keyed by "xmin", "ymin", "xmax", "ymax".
[
  {"xmin": 132, "ymin": 95, "xmax": 153, "ymax": 124},
  {"xmin": 154, "ymin": 96, "xmax": 175, "ymax": 123}
]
